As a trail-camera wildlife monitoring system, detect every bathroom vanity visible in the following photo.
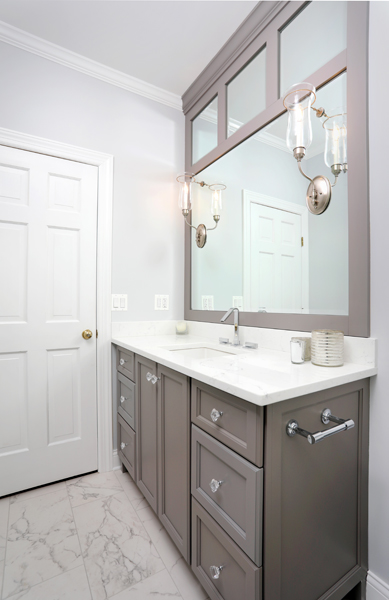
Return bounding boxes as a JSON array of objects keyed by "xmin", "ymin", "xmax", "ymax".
[{"xmin": 113, "ymin": 333, "xmax": 375, "ymax": 600}]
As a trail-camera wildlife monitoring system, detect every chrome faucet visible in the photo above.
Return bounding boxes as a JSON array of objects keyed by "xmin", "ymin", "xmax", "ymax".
[{"xmin": 221, "ymin": 307, "xmax": 240, "ymax": 346}]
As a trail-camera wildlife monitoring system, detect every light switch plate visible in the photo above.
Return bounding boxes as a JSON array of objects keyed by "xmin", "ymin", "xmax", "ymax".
[
  {"xmin": 112, "ymin": 294, "xmax": 127, "ymax": 311},
  {"xmin": 202, "ymin": 295, "xmax": 214, "ymax": 310},
  {"xmin": 155, "ymin": 295, "xmax": 169, "ymax": 310}
]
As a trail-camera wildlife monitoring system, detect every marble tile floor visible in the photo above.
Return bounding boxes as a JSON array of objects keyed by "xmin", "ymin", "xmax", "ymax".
[{"xmin": 0, "ymin": 471, "xmax": 210, "ymax": 600}]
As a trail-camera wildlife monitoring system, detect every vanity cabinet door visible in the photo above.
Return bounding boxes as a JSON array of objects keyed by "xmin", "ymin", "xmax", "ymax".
[
  {"xmin": 157, "ymin": 364, "xmax": 190, "ymax": 563},
  {"xmin": 135, "ymin": 355, "xmax": 158, "ymax": 512},
  {"xmin": 264, "ymin": 379, "xmax": 369, "ymax": 600}
]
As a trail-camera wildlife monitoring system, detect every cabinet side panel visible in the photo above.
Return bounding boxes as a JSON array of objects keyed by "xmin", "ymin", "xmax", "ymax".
[{"xmin": 264, "ymin": 380, "xmax": 369, "ymax": 600}]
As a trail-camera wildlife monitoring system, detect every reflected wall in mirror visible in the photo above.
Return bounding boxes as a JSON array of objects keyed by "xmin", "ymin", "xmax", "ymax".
[{"xmin": 191, "ymin": 73, "xmax": 348, "ymax": 316}]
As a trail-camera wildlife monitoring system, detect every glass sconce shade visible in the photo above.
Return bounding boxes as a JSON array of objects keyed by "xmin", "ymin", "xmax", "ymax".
[
  {"xmin": 323, "ymin": 109, "xmax": 347, "ymax": 168},
  {"xmin": 283, "ymin": 82, "xmax": 316, "ymax": 151},
  {"xmin": 177, "ymin": 173, "xmax": 194, "ymax": 211},
  {"xmin": 209, "ymin": 184, "xmax": 225, "ymax": 216}
]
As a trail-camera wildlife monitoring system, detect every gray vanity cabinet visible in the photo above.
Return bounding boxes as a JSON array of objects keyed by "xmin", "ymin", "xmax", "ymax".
[
  {"xmin": 135, "ymin": 354, "xmax": 158, "ymax": 512},
  {"xmin": 264, "ymin": 379, "xmax": 369, "ymax": 600},
  {"xmin": 118, "ymin": 345, "xmax": 369, "ymax": 600},
  {"xmin": 157, "ymin": 364, "xmax": 190, "ymax": 562}
]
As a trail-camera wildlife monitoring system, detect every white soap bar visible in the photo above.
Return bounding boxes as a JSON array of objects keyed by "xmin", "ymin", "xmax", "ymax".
[{"xmin": 176, "ymin": 321, "xmax": 187, "ymax": 335}]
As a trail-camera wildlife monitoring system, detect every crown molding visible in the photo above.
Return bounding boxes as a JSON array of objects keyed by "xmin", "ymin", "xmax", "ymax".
[{"xmin": 0, "ymin": 20, "xmax": 182, "ymax": 111}]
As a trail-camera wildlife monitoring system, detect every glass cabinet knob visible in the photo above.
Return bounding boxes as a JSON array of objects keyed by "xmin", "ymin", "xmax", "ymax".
[
  {"xmin": 210, "ymin": 565, "xmax": 223, "ymax": 579},
  {"xmin": 209, "ymin": 479, "xmax": 223, "ymax": 493},
  {"xmin": 146, "ymin": 372, "xmax": 153, "ymax": 382},
  {"xmin": 119, "ymin": 358, "xmax": 125, "ymax": 366},
  {"xmin": 120, "ymin": 396, "xmax": 126, "ymax": 404},
  {"xmin": 120, "ymin": 442, "xmax": 128, "ymax": 450},
  {"xmin": 210, "ymin": 408, "xmax": 223, "ymax": 423}
]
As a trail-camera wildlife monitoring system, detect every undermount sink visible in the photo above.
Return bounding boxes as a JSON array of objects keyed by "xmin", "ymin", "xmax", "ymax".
[{"xmin": 167, "ymin": 346, "xmax": 236, "ymax": 359}]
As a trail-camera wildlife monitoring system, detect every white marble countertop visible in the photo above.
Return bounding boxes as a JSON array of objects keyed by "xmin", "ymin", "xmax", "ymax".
[{"xmin": 112, "ymin": 332, "xmax": 377, "ymax": 407}]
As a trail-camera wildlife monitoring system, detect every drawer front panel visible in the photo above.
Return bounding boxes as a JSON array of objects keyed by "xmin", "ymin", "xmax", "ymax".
[
  {"xmin": 191, "ymin": 380, "xmax": 263, "ymax": 466},
  {"xmin": 118, "ymin": 415, "xmax": 136, "ymax": 481},
  {"xmin": 192, "ymin": 426, "xmax": 262, "ymax": 566},
  {"xmin": 118, "ymin": 372, "xmax": 136, "ymax": 430},
  {"xmin": 117, "ymin": 347, "xmax": 135, "ymax": 382},
  {"xmin": 192, "ymin": 498, "xmax": 262, "ymax": 600}
]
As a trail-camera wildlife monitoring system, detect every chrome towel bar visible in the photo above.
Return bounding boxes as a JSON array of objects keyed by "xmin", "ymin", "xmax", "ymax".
[{"xmin": 286, "ymin": 408, "xmax": 354, "ymax": 444}]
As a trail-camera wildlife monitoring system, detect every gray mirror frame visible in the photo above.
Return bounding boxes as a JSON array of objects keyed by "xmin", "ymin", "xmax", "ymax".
[{"xmin": 183, "ymin": 1, "xmax": 369, "ymax": 337}]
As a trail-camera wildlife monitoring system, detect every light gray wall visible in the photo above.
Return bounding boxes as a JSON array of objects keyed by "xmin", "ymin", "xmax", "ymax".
[
  {"xmin": 368, "ymin": 2, "xmax": 389, "ymax": 595},
  {"xmin": 0, "ymin": 42, "xmax": 185, "ymax": 322}
]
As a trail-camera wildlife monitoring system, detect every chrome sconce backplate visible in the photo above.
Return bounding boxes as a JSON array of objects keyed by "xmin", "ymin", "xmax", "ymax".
[
  {"xmin": 306, "ymin": 175, "xmax": 332, "ymax": 215},
  {"xmin": 195, "ymin": 224, "xmax": 207, "ymax": 248}
]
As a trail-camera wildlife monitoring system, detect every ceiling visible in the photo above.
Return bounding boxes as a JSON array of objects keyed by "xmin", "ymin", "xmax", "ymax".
[{"xmin": 0, "ymin": 0, "xmax": 257, "ymax": 96}]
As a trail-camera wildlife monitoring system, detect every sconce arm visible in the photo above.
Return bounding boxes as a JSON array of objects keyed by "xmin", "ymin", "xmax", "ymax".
[
  {"xmin": 331, "ymin": 175, "xmax": 339, "ymax": 188},
  {"xmin": 297, "ymin": 160, "xmax": 313, "ymax": 183},
  {"xmin": 207, "ymin": 219, "xmax": 219, "ymax": 232},
  {"xmin": 184, "ymin": 216, "xmax": 197, "ymax": 230}
]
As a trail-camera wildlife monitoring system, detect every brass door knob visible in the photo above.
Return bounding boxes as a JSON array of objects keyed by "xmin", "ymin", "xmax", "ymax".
[{"xmin": 82, "ymin": 329, "xmax": 93, "ymax": 340}]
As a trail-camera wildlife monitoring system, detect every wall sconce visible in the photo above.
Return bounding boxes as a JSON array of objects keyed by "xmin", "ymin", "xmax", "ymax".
[
  {"xmin": 283, "ymin": 82, "xmax": 347, "ymax": 215},
  {"xmin": 177, "ymin": 173, "xmax": 226, "ymax": 248}
]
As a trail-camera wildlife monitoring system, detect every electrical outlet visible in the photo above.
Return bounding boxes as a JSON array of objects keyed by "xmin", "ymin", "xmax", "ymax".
[
  {"xmin": 233, "ymin": 296, "xmax": 243, "ymax": 309},
  {"xmin": 202, "ymin": 295, "xmax": 214, "ymax": 310},
  {"xmin": 155, "ymin": 295, "xmax": 169, "ymax": 310},
  {"xmin": 112, "ymin": 294, "xmax": 127, "ymax": 311}
]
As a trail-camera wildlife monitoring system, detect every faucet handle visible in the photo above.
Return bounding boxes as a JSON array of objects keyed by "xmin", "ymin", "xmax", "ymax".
[{"xmin": 219, "ymin": 337, "xmax": 230, "ymax": 345}]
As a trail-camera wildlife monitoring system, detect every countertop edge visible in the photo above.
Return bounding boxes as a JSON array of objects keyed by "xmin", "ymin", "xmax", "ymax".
[{"xmin": 112, "ymin": 336, "xmax": 377, "ymax": 407}]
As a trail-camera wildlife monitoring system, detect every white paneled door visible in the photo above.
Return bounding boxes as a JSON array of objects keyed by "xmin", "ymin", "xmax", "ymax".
[
  {"xmin": 246, "ymin": 201, "xmax": 303, "ymax": 313},
  {"xmin": 0, "ymin": 145, "xmax": 98, "ymax": 496}
]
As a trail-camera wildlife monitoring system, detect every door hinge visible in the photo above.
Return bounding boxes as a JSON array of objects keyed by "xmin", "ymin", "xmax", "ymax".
[
  {"xmin": 96, "ymin": 330, "xmax": 98, "ymax": 339},
  {"xmin": 301, "ymin": 237, "xmax": 304, "ymax": 247}
]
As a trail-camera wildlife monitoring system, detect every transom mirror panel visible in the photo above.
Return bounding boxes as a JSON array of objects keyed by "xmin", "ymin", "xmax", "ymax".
[
  {"xmin": 191, "ymin": 73, "xmax": 348, "ymax": 316},
  {"xmin": 227, "ymin": 47, "xmax": 266, "ymax": 137},
  {"xmin": 192, "ymin": 96, "xmax": 218, "ymax": 165}
]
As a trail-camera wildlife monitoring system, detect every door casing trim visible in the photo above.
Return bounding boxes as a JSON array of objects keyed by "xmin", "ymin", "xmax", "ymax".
[{"xmin": 0, "ymin": 126, "xmax": 114, "ymax": 473}]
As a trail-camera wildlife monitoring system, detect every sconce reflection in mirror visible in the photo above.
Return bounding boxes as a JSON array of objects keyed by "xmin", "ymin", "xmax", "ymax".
[
  {"xmin": 283, "ymin": 82, "xmax": 347, "ymax": 215},
  {"xmin": 177, "ymin": 173, "xmax": 226, "ymax": 248}
]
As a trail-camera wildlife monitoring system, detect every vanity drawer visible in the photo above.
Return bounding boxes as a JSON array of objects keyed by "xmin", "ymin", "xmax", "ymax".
[
  {"xmin": 192, "ymin": 425, "xmax": 262, "ymax": 566},
  {"xmin": 117, "ymin": 372, "xmax": 136, "ymax": 430},
  {"xmin": 118, "ymin": 414, "xmax": 136, "ymax": 481},
  {"xmin": 192, "ymin": 498, "xmax": 262, "ymax": 600},
  {"xmin": 191, "ymin": 380, "xmax": 263, "ymax": 467},
  {"xmin": 117, "ymin": 346, "xmax": 135, "ymax": 382}
]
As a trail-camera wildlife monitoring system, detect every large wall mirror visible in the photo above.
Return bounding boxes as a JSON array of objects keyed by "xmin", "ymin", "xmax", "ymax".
[
  {"xmin": 192, "ymin": 73, "xmax": 348, "ymax": 316},
  {"xmin": 183, "ymin": 1, "xmax": 369, "ymax": 336}
]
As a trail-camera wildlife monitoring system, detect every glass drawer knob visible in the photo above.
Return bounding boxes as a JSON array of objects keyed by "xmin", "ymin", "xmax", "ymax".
[
  {"xmin": 209, "ymin": 479, "xmax": 223, "ymax": 493},
  {"xmin": 119, "ymin": 358, "xmax": 125, "ymax": 366},
  {"xmin": 210, "ymin": 565, "xmax": 223, "ymax": 579},
  {"xmin": 210, "ymin": 408, "xmax": 223, "ymax": 423},
  {"xmin": 120, "ymin": 442, "xmax": 128, "ymax": 450}
]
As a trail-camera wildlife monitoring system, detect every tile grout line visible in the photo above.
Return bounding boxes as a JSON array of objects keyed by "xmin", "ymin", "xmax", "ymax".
[
  {"xmin": 0, "ymin": 499, "xmax": 10, "ymax": 600},
  {"xmin": 65, "ymin": 483, "xmax": 94, "ymax": 600}
]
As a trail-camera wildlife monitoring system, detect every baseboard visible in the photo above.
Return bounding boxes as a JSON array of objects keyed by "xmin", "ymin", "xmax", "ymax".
[
  {"xmin": 367, "ymin": 572, "xmax": 389, "ymax": 600},
  {"xmin": 112, "ymin": 450, "xmax": 121, "ymax": 471}
]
